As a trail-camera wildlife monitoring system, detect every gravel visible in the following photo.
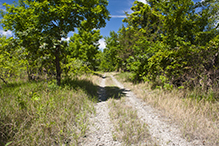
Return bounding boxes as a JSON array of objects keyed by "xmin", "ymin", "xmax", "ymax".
[
  {"xmin": 110, "ymin": 75, "xmax": 203, "ymax": 146},
  {"xmin": 80, "ymin": 75, "xmax": 121, "ymax": 146},
  {"xmin": 80, "ymin": 74, "xmax": 203, "ymax": 146}
]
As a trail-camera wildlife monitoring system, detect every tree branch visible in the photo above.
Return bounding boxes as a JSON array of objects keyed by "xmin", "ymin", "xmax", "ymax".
[{"xmin": 0, "ymin": 77, "xmax": 7, "ymax": 84}]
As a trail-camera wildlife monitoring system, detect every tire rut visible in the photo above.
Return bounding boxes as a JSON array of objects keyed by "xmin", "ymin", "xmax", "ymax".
[
  {"xmin": 80, "ymin": 75, "xmax": 121, "ymax": 146},
  {"xmin": 110, "ymin": 74, "xmax": 202, "ymax": 146}
]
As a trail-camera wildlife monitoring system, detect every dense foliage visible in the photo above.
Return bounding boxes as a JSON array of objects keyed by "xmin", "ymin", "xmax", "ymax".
[
  {"xmin": 68, "ymin": 28, "xmax": 102, "ymax": 71},
  {"xmin": 0, "ymin": 35, "xmax": 26, "ymax": 84},
  {"xmin": 1, "ymin": 0, "xmax": 110, "ymax": 85},
  {"xmin": 99, "ymin": 31, "xmax": 120, "ymax": 71},
  {"xmin": 102, "ymin": 0, "xmax": 219, "ymax": 93}
]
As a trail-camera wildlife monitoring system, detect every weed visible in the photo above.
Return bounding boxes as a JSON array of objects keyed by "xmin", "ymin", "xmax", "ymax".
[
  {"xmin": 0, "ymin": 76, "xmax": 97, "ymax": 145},
  {"xmin": 108, "ymin": 98, "xmax": 154, "ymax": 145}
]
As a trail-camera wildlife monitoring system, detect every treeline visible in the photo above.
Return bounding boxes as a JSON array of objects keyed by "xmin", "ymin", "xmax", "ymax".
[
  {"xmin": 101, "ymin": 0, "xmax": 219, "ymax": 93},
  {"xmin": 1, "ymin": 0, "xmax": 219, "ymax": 95},
  {"xmin": 0, "ymin": 0, "xmax": 110, "ymax": 85}
]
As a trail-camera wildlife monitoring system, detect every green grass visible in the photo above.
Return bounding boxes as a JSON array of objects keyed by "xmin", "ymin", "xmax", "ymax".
[
  {"xmin": 114, "ymin": 72, "xmax": 134, "ymax": 83},
  {"xmin": 0, "ymin": 77, "xmax": 97, "ymax": 146}
]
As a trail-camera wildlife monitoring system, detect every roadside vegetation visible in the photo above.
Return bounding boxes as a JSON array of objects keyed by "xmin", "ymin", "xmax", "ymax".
[
  {"xmin": 115, "ymin": 72, "xmax": 219, "ymax": 146},
  {"xmin": 0, "ymin": 0, "xmax": 109, "ymax": 144},
  {"xmin": 0, "ymin": 75, "xmax": 98, "ymax": 146}
]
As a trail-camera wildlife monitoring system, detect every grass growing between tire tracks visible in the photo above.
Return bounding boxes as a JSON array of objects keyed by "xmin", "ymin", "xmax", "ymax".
[
  {"xmin": 0, "ymin": 76, "xmax": 98, "ymax": 146},
  {"xmin": 103, "ymin": 74, "xmax": 156, "ymax": 145},
  {"xmin": 108, "ymin": 98, "xmax": 156, "ymax": 146}
]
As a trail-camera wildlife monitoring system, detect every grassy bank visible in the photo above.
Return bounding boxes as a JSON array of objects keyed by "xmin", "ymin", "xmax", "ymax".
[
  {"xmin": 115, "ymin": 72, "xmax": 219, "ymax": 146},
  {"xmin": 0, "ymin": 76, "xmax": 98, "ymax": 146}
]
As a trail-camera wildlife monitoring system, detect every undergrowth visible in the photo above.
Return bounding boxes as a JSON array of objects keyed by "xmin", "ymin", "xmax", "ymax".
[{"xmin": 0, "ymin": 76, "xmax": 97, "ymax": 146}]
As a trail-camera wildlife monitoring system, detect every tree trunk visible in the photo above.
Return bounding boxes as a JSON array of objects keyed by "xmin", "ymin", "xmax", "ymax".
[
  {"xmin": 0, "ymin": 77, "xmax": 7, "ymax": 84},
  {"xmin": 27, "ymin": 65, "xmax": 31, "ymax": 81},
  {"xmin": 55, "ymin": 45, "xmax": 61, "ymax": 86}
]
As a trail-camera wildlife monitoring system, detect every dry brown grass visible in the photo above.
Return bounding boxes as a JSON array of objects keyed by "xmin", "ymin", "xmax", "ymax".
[
  {"xmin": 104, "ymin": 73, "xmax": 116, "ymax": 87},
  {"xmin": 115, "ymin": 72, "xmax": 219, "ymax": 146},
  {"xmin": 108, "ymin": 98, "xmax": 156, "ymax": 146}
]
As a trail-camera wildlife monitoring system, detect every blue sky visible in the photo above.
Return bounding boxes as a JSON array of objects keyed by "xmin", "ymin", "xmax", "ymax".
[{"xmin": 0, "ymin": 0, "xmax": 202, "ymax": 49}]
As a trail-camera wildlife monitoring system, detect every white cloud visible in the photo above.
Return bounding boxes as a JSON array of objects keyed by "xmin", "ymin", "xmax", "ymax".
[
  {"xmin": 137, "ymin": 0, "xmax": 148, "ymax": 4},
  {"xmin": 122, "ymin": 0, "xmax": 148, "ymax": 15},
  {"xmin": 0, "ymin": 30, "xmax": 13, "ymax": 37},
  {"xmin": 61, "ymin": 37, "xmax": 70, "ymax": 42},
  {"xmin": 111, "ymin": 15, "xmax": 127, "ymax": 18},
  {"xmin": 98, "ymin": 38, "xmax": 106, "ymax": 50}
]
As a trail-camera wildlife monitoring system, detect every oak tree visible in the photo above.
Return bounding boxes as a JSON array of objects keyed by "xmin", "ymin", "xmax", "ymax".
[{"xmin": 1, "ymin": 0, "xmax": 110, "ymax": 85}]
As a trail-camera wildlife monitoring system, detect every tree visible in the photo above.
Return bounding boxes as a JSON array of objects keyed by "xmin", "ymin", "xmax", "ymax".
[
  {"xmin": 116, "ymin": 0, "xmax": 219, "ymax": 87},
  {"xmin": 0, "ymin": 35, "xmax": 25, "ymax": 84},
  {"xmin": 1, "ymin": 0, "xmax": 110, "ymax": 85},
  {"xmin": 100, "ymin": 31, "xmax": 120, "ymax": 71},
  {"xmin": 68, "ymin": 28, "xmax": 102, "ymax": 71}
]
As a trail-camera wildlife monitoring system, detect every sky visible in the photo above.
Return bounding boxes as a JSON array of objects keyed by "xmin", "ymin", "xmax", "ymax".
[{"xmin": 0, "ymin": 0, "xmax": 202, "ymax": 49}]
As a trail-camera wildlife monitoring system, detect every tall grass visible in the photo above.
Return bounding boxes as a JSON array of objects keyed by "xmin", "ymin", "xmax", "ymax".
[{"xmin": 0, "ymin": 76, "xmax": 97, "ymax": 146}]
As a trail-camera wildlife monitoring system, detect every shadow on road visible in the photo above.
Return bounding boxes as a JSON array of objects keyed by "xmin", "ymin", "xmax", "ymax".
[
  {"xmin": 62, "ymin": 77, "xmax": 129, "ymax": 103},
  {"xmin": 93, "ymin": 73, "xmax": 106, "ymax": 79},
  {"xmin": 98, "ymin": 86, "xmax": 129, "ymax": 102},
  {"xmin": 62, "ymin": 74, "xmax": 130, "ymax": 103}
]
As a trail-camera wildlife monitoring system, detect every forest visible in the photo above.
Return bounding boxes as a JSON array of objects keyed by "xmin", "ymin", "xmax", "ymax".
[
  {"xmin": 101, "ymin": 0, "xmax": 219, "ymax": 93},
  {"xmin": 0, "ymin": 0, "xmax": 219, "ymax": 145}
]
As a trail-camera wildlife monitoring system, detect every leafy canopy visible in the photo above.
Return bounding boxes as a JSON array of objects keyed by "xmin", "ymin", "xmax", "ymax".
[{"xmin": 1, "ymin": 0, "xmax": 110, "ymax": 85}]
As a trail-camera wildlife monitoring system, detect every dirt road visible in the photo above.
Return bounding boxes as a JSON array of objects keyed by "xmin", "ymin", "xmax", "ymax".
[{"xmin": 81, "ymin": 74, "xmax": 202, "ymax": 146}]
